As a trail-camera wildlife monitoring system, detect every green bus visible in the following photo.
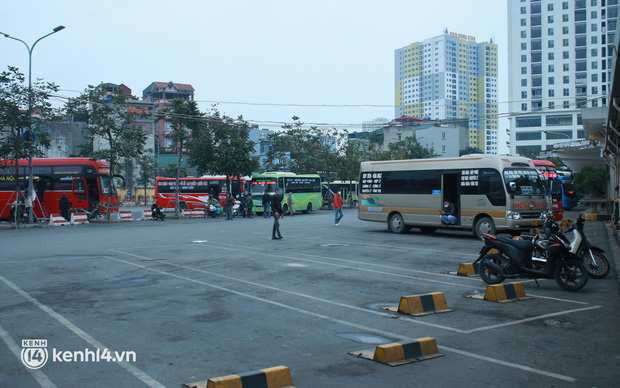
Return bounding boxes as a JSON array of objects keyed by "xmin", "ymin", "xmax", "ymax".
[
  {"xmin": 322, "ymin": 181, "xmax": 359, "ymax": 208},
  {"xmin": 250, "ymin": 172, "xmax": 322, "ymax": 214}
]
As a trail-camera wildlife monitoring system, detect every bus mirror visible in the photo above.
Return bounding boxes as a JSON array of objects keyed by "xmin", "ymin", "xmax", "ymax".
[{"xmin": 509, "ymin": 182, "xmax": 517, "ymax": 192}]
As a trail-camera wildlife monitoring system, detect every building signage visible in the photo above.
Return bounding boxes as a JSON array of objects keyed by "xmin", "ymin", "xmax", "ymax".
[{"xmin": 449, "ymin": 32, "xmax": 476, "ymax": 42}]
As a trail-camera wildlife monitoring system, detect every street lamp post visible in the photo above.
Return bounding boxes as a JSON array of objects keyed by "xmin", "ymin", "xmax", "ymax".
[{"xmin": 1, "ymin": 25, "xmax": 65, "ymax": 223}]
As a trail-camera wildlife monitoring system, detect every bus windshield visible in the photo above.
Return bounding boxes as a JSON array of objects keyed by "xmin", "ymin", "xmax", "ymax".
[
  {"xmin": 251, "ymin": 179, "xmax": 277, "ymax": 195},
  {"xmin": 503, "ymin": 169, "xmax": 547, "ymax": 196},
  {"xmin": 99, "ymin": 175, "xmax": 116, "ymax": 196}
]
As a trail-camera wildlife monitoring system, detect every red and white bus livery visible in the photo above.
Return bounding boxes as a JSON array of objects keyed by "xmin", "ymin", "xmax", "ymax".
[
  {"xmin": 155, "ymin": 176, "xmax": 246, "ymax": 210},
  {"xmin": 0, "ymin": 158, "xmax": 121, "ymax": 220}
]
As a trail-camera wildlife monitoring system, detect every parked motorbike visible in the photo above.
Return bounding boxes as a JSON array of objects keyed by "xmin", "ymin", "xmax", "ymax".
[
  {"xmin": 477, "ymin": 212, "xmax": 588, "ymax": 291},
  {"xmin": 569, "ymin": 215, "xmax": 610, "ymax": 279},
  {"xmin": 526, "ymin": 214, "xmax": 610, "ymax": 279},
  {"xmin": 74, "ymin": 205, "xmax": 104, "ymax": 221},
  {"xmin": 9, "ymin": 202, "xmax": 29, "ymax": 224}
]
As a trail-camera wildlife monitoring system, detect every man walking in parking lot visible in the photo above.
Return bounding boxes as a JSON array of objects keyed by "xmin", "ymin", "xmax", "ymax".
[
  {"xmin": 334, "ymin": 189, "xmax": 343, "ymax": 226},
  {"xmin": 271, "ymin": 189, "xmax": 283, "ymax": 240}
]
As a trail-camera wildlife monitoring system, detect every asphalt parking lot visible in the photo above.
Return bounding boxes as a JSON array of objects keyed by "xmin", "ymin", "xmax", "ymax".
[{"xmin": 1, "ymin": 207, "xmax": 619, "ymax": 387}]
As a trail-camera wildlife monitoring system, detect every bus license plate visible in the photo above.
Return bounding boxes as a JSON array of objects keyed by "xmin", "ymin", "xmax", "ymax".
[{"xmin": 531, "ymin": 220, "xmax": 539, "ymax": 226}]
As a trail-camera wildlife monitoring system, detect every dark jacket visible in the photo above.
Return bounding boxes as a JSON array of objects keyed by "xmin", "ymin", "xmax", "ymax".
[
  {"xmin": 442, "ymin": 202, "xmax": 456, "ymax": 216},
  {"xmin": 59, "ymin": 195, "xmax": 69, "ymax": 211},
  {"xmin": 262, "ymin": 193, "xmax": 271, "ymax": 205},
  {"xmin": 271, "ymin": 193, "xmax": 283, "ymax": 214}
]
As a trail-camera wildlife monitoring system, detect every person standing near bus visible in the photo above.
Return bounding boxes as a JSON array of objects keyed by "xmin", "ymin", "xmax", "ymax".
[
  {"xmin": 286, "ymin": 192, "xmax": 294, "ymax": 216},
  {"xmin": 440, "ymin": 199, "xmax": 457, "ymax": 225},
  {"xmin": 59, "ymin": 193, "xmax": 70, "ymax": 221},
  {"xmin": 225, "ymin": 193, "xmax": 234, "ymax": 220},
  {"xmin": 262, "ymin": 190, "xmax": 271, "ymax": 218},
  {"xmin": 246, "ymin": 193, "xmax": 254, "ymax": 218},
  {"xmin": 271, "ymin": 189, "xmax": 283, "ymax": 239},
  {"xmin": 334, "ymin": 189, "xmax": 343, "ymax": 226}
]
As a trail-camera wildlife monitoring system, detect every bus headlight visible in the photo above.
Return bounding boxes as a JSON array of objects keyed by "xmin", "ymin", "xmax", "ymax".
[
  {"xmin": 506, "ymin": 211, "xmax": 522, "ymax": 220},
  {"xmin": 539, "ymin": 210, "xmax": 552, "ymax": 219}
]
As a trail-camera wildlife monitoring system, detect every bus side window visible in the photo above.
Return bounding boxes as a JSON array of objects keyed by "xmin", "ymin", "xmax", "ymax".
[{"xmin": 479, "ymin": 169, "xmax": 506, "ymax": 206}]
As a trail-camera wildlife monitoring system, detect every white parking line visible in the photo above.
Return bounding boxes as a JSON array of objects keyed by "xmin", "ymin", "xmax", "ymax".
[
  {"xmin": 212, "ymin": 241, "xmax": 592, "ymax": 305},
  {"xmin": 0, "ymin": 324, "xmax": 57, "ymax": 388},
  {"xmin": 106, "ymin": 252, "xmax": 577, "ymax": 382},
  {"xmin": 0, "ymin": 274, "xmax": 166, "ymax": 388},
  {"xmin": 110, "ymin": 249, "xmax": 467, "ymax": 334},
  {"xmin": 464, "ymin": 305, "xmax": 602, "ymax": 334}
]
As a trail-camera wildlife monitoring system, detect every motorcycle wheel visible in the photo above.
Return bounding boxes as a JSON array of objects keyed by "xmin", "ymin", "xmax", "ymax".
[
  {"xmin": 581, "ymin": 250, "xmax": 610, "ymax": 279},
  {"xmin": 554, "ymin": 259, "xmax": 588, "ymax": 291},
  {"xmin": 479, "ymin": 254, "xmax": 506, "ymax": 284}
]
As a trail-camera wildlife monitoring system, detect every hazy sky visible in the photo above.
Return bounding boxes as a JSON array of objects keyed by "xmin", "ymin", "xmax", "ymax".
[{"xmin": 1, "ymin": 0, "xmax": 509, "ymax": 148}]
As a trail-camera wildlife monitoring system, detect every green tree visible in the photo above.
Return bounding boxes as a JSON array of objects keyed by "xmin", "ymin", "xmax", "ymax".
[
  {"xmin": 264, "ymin": 117, "xmax": 344, "ymax": 179},
  {"xmin": 546, "ymin": 156, "xmax": 568, "ymax": 171},
  {"xmin": 383, "ymin": 136, "xmax": 438, "ymax": 160},
  {"xmin": 161, "ymin": 163, "xmax": 187, "ymax": 178},
  {"xmin": 136, "ymin": 153, "xmax": 157, "ymax": 204},
  {"xmin": 264, "ymin": 116, "xmax": 305, "ymax": 172},
  {"xmin": 459, "ymin": 146, "xmax": 483, "ymax": 156},
  {"xmin": 66, "ymin": 83, "xmax": 147, "ymax": 219},
  {"xmin": 574, "ymin": 166, "xmax": 608, "ymax": 197},
  {"xmin": 191, "ymin": 111, "xmax": 259, "ymax": 193},
  {"xmin": 0, "ymin": 66, "xmax": 60, "ymax": 223},
  {"xmin": 155, "ymin": 98, "xmax": 204, "ymax": 216}
]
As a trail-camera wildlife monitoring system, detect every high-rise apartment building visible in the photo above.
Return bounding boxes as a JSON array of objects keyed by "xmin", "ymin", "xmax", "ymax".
[
  {"xmin": 395, "ymin": 31, "xmax": 499, "ymax": 153},
  {"xmin": 508, "ymin": 0, "xmax": 618, "ymax": 156}
]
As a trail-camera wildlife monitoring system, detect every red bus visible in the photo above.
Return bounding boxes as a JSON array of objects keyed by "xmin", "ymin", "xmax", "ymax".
[
  {"xmin": 155, "ymin": 176, "xmax": 246, "ymax": 210},
  {"xmin": 532, "ymin": 159, "xmax": 563, "ymax": 221},
  {"xmin": 0, "ymin": 158, "xmax": 121, "ymax": 220}
]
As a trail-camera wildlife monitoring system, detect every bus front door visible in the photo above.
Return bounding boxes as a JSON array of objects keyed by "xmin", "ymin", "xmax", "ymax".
[
  {"xmin": 442, "ymin": 173, "xmax": 460, "ymax": 225},
  {"xmin": 72, "ymin": 178, "xmax": 89, "ymax": 211}
]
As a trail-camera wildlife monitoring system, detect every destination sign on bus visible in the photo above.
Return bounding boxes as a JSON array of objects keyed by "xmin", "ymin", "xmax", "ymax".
[
  {"xmin": 361, "ymin": 172, "xmax": 382, "ymax": 194},
  {"xmin": 252, "ymin": 180, "xmax": 276, "ymax": 185},
  {"xmin": 460, "ymin": 169, "xmax": 479, "ymax": 187}
]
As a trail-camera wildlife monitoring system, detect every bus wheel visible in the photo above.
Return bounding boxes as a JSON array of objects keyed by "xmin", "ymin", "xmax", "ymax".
[
  {"xmin": 306, "ymin": 203, "xmax": 313, "ymax": 213},
  {"xmin": 389, "ymin": 213, "xmax": 407, "ymax": 234},
  {"xmin": 474, "ymin": 216, "xmax": 496, "ymax": 239},
  {"xmin": 282, "ymin": 204, "xmax": 288, "ymax": 214}
]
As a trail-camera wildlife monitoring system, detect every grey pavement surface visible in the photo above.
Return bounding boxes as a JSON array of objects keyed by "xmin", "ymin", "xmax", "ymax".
[{"xmin": 0, "ymin": 206, "xmax": 619, "ymax": 387}]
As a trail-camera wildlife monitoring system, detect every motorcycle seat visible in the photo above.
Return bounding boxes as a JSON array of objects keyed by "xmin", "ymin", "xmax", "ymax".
[{"xmin": 495, "ymin": 235, "xmax": 534, "ymax": 251}]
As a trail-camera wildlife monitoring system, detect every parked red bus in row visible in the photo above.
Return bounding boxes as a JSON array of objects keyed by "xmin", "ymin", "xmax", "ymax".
[
  {"xmin": 0, "ymin": 158, "xmax": 121, "ymax": 220},
  {"xmin": 155, "ymin": 176, "xmax": 246, "ymax": 210}
]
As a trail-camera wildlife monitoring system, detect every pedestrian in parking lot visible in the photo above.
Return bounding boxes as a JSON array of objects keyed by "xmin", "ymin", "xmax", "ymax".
[
  {"xmin": 225, "ymin": 193, "xmax": 234, "ymax": 220},
  {"xmin": 286, "ymin": 192, "xmax": 294, "ymax": 216},
  {"xmin": 271, "ymin": 189, "xmax": 283, "ymax": 240},
  {"xmin": 246, "ymin": 193, "xmax": 254, "ymax": 218},
  {"xmin": 334, "ymin": 189, "xmax": 343, "ymax": 226},
  {"xmin": 262, "ymin": 190, "xmax": 271, "ymax": 218}
]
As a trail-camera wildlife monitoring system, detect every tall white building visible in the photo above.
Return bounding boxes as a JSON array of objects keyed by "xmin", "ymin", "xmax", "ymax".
[
  {"xmin": 395, "ymin": 31, "xmax": 499, "ymax": 153},
  {"xmin": 508, "ymin": 0, "xmax": 618, "ymax": 156}
]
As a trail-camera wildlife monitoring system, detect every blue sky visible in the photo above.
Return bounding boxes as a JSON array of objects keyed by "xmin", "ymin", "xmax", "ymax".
[{"xmin": 1, "ymin": 0, "xmax": 509, "ymax": 150}]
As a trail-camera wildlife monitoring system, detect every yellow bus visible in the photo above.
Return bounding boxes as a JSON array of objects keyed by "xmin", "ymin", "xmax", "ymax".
[{"xmin": 358, "ymin": 154, "xmax": 551, "ymax": 238}]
